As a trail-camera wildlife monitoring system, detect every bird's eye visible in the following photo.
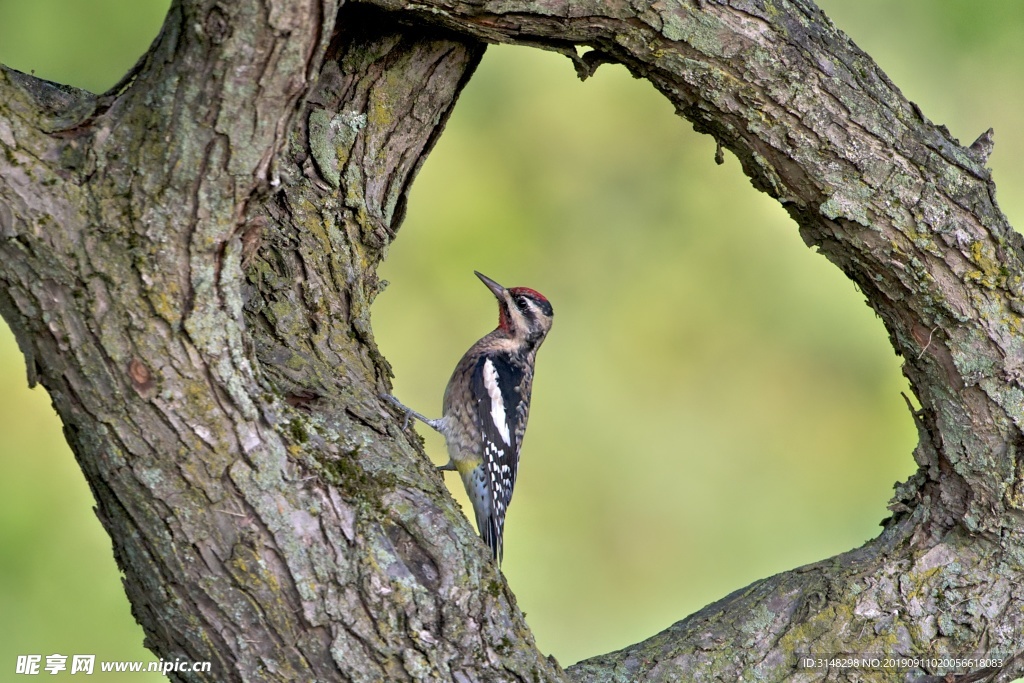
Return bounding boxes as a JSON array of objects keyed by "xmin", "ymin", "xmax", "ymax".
[{"xmin": 514, "ymin": 295, "xmax": 528, "ymax": 308}]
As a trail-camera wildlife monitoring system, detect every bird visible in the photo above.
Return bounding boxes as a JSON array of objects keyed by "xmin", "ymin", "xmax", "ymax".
[{"xmin": 385, "ymin": 271, "xmax": 554, "ymax": 562}]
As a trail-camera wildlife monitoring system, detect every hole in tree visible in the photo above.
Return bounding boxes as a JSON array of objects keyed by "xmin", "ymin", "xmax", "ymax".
[{"xmin": 373, "ymin": 45, "xmax": 917, "ymax": 665}]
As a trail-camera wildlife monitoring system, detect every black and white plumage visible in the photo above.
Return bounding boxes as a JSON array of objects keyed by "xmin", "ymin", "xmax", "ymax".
[{"xmin": 386, "ymin": 271, "xmax": 554, "ymax": 563}]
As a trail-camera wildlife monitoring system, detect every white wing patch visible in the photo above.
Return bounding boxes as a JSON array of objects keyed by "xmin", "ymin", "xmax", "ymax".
[{"xmin": 482, "ymin": 359, "xmax": 512, "ymax": 446}]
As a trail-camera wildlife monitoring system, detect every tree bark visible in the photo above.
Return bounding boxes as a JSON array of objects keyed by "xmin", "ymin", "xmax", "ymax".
[{"xmin": 1, "ymin": 0, "xmax": 1022, "ymax": 682}]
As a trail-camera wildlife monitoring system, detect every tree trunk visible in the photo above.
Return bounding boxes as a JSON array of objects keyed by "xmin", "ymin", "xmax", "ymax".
[{"xmin": 1, "ymin": 0, "xmax": 1022, "ymax": 681}]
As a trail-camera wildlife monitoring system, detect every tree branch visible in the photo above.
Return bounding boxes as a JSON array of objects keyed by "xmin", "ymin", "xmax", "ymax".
[
  {"xmin": 355, "ymin": 0, "xmax": 1024, "ymax": 679},
  {"xmin": 354, "ymin": 0, "xmax": 1024, "ymax": 522}
]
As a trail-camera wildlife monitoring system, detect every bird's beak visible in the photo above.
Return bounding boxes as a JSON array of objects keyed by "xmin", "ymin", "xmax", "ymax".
[{"xmin": 474, "ymin": 271, "xmax": 506, "ymax": 299}]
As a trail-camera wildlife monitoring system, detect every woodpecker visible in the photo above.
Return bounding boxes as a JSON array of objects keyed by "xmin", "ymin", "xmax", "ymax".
[{"xmin": 386, "ymin": 271, "xmax": 554, "ymax": 563}]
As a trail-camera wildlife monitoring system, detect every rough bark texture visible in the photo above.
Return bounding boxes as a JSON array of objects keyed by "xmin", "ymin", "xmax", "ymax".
[{"xmin": 1, "ymin": 0, "xmax": 1022, "ymax": 681}]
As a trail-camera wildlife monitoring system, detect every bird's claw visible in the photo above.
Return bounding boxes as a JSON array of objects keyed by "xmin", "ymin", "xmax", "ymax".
[{"xmin": 381, "ymin": 393, "xmax": 414, "ymax": 431}]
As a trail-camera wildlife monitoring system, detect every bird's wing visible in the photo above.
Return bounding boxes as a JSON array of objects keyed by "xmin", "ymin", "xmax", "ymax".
[{"xmin": 470, "ymin": 353, "xmax": 530, "ymax": 561}]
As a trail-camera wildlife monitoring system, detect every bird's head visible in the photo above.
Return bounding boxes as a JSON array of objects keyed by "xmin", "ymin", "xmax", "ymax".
[{"xmin": 475, "ymin": 271, "xmax": 554, "ymax": 346}]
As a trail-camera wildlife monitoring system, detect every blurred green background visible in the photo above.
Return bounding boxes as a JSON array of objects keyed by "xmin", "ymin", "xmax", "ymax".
[{"xmin": 2, "ymin": 0, "xmax": 1023, "ymax": 676}]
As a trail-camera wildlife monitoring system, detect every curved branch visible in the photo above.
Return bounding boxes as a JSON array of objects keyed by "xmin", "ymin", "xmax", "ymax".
[
  {"xmin": 358, "ymin": 1, "xmax": 1024, "ymax": 523},
  {"xmin": 354, "ymin": 0, "xmax": 1024, "ymax": 679}
]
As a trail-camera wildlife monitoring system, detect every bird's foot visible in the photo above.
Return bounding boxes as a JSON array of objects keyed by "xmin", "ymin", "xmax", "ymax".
[{"xmin": 381, "ymin": 394, "xmax": 441, "ymax": 432}]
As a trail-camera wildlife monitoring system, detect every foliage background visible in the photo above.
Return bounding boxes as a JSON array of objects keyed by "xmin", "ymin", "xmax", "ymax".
[{"xmin": 1, "ymin": 1, "xmax": 1023, "ymax": 678}]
